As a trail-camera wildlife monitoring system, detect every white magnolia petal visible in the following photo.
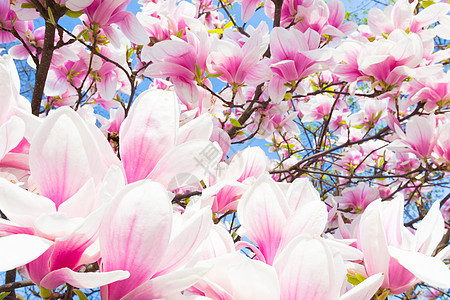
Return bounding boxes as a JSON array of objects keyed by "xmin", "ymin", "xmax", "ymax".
[
  {"xmin": 340, "ymin": 273, "xmax": 384, "ymax": 300},
  {"xmin": 0, "ymin": 178, "xmax": 56, "ymax": 227},
  {"xmin": 0, "ymin": 234, "xmax": 53, "ymax": 272},
  {"xmin": 40, "ymin": 268, "xmax": 130, "ymax": 289},
  {"xmin": 389, "ymin": 247, "xmax": 450, "ymax": 289},
  {"xmin": 122, "ymin": 264, "xmax": 212, "ymax": 300}
]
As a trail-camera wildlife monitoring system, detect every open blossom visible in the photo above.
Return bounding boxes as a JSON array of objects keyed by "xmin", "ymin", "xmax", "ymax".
[
  {"xmin": 274, "ymin": 235, "xmax": 384, "ymax": 300},
  {"xmin": 391, "ymin": 114, "xmax": 437, "ymax": 159},
  {"xmin": 207, "ymin": 24, "xmax": 271, "ymax": 91},
  {"xmin": 119, "ymin": 89, "xmax": 222, "ymax": 188},
  {"xmin": 0, "ymin": 108, "xmax": 127, "ymax": 289},
  {"xmin": 99, "ymin": 180, "xmax": 212, "ymax": 299},
  {"xmin": 405, "ymin": 71, "xmax": 450, "ymax": 112},
  {"xmin": 367, "ymin": 0, "xmax": 450, "ymax": 36},
  {"xmin": 236, "ymin": 175, "xmax": 328, "ymax": 265},
  {"xmin": 66, "ymin": 0, "xmax": 149, "ymax": 45},
  {"xmin": 357, "ymin": 195, "xmax": 450, "ymax": 294},
  {"xmin": 265, "ymin": 0, "xmax": 356, "ymax": 39},
  {"xmin": 204, "ymin": 147, "xmax": 268, "ymax": 213},
  {"xmin": 142, "ymin": 30, "xmax": 211, "ymax": 105},
  {"xmin": 357, "ymin": 30, "xmax": 424, "ymax": 86},
  {"xmin": 335, "ymin": 183, "xmax": 379, "ymax": 213},
  {"xmin": 269, "ymin": 27, "xmax": 333, "ymax": 102},
  {"xmin": 298, "ymin": 94, "xmax": 347, "ymax": 122}
]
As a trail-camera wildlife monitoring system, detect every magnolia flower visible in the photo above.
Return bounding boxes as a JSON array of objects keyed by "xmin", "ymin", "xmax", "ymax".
[
  {"xmin": 99, "ymin": 180, "xmax": 212, "ymax": 299},
  {"xmin": 357, "ymin": 195, "xmax": 450, "ymax": 294},
  {"xmin": 0, "ymin": 108, "xmax": 127, "ymax": 289},
  {"xmin": 236, "ymin": 174, "xmax": 328, "ymax": 265},
  {"xmin": 269, "ymin": 27, "xmax": 332, "ymax": 102},
  {"xmin": 274, "ymin": 235, "xmax": 384, "ymax": 300}
]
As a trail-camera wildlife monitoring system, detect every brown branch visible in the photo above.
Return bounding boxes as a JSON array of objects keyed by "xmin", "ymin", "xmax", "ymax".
[
  {"xmin": 31, "ymin": 21, "xmax": 56, "ymax": 116},
  {"xmin": 227, "ymin": 84, "xmax": 264, "ymax": 139},
  {"xmin": 0, "ymin": 279, "xmax": 34, "ymax": 293}
]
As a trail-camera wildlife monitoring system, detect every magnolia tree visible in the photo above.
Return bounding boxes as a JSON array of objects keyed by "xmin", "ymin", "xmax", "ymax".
[{"xmin": 0, "ymin": 0, "xmax": 450, "ymax": 298}]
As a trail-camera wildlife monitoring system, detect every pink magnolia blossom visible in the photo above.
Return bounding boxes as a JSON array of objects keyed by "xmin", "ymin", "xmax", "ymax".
[
  {"xmin": 66, "ymin": 0, "xmax": 149, "ymax": 45},
  {"xmin": 357, "ymin": 30, "xmax": 424, "ymax": 86},
  {"xmin": 386, "ymin": 152, "xmax": 421, "ymax": 174},
  {"xmin": 236, "ymin": 174, "xmax": 328, "ymax": 265},
  {"xmin": 298, "ymin": 94, "xmax": 338, "ymax": 122},
  {"xmin": 207, "ymin": 27, "xmax": 271, "ymax": 89},
  {"xmin": 432, "ymin": 121, "xmax": 450, "ymax": 164},
  {"xmin": 357, "ymin": 195, "xmax": 450, "ymax": 294},
  {"xmin": 137, "ymin": 0, "xmax": 200, "ymax": 42},
  {"xmin": 0, "ymin": 0, "xmax": 30, "ymax": 43},
  {"xmin": 269, "ymin": 27, "xmax": 333, "ymax": 102},
  {"xmin": 0, "ymin": 108, "xmax": 127, "ymax": 289},
  {"xmin": 99, "ymin": 180, "xmax": 212, "ymax": 299},
  {"xmin": 367, "ymin": 0, "xmax": 450, "ymax": 36},
  {"xmin": 142, "ymin": 30, "xmax": 211, "ymax": 105},
  {"xmin": 391, "ymin": 114, "xmax": 437, "ymax": 159},
  {"xmin": 405, "ymin": 71, "xmax": 450, "ymax": 112},
  {"xmin": 335, "ymin": 183, "xmax": 379, "ymax": 213},
  {"xmin": 334, "ymin": 146, "xmax": 366, "ymax": 175},
  {"xmin": 204, "ymin": 147, "xmax": 268, "ymax": 213},
  {"xmin": 274, "ymin": 235, "xmax": 384, "ymax": 300},
  {"xmin": 119, "ymin": 89, "xmax": 222, "ymax": 188}
]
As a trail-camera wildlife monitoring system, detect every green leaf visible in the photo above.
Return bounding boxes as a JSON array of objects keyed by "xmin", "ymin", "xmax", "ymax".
[
  {"xmin": 223, "ymin": 21, "xmax": 233, "ymax": 29},
  {"xmin": 47, "ymin": 7, "xmax": 56, "ymax": 25},
  {"xmin": 347, "ymin": 274, "xmax": 360, "ymax": 286},
  {"xmin": 0, "ymin": 292, "xmax": 10, "ymax": 300},
  {"xmin": 195, "ymin": 64, "xmax": 203, "ymax": 82},
  {"xmin": 205, "ymin": 73, "xmax": 223, "ymax": 78},
  {"xmin": 284, "ymin": 93, "xmax": 292, "ymax": 100},
  {"xmin": 423, "ymin": 0, "xmax": 434, "ymax": 8},
  {"xmin": 175, "ymin": 29, "xmax": 184, "ymax": 38},
  {"xmin": 356, "ymin": 273, "xmax": 367, "ymax": 282},
  {"xmin": 230, "ymin": 118, "xmax": 241, "ymax": 127},
  {"xmin": 73, "ymin": 290, "xmax": 89, "ymax": 300},
  {"xmin": 368, "ymin": 36, "xmax": 376, "ymax": 42},
  {"xmin": 65, "ymin": 9, "xmax": 83, "ymax": 18},
  {"xmin": 21, "ymin": 3, "xmax": 36, "ymax": 8},
  {"xmin": 208, "ymin": 28, "xmax": 223, "ymax": 34}
]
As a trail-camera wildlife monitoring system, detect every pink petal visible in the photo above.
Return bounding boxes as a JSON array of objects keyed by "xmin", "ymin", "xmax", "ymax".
[
  {"xmin": 274, "ymin": 236, "xmax": 341, "ymax": 300},
  {"xmin": 359, "ymin": 200, "xmax": 390, "ymax": 287},
  {"xmin": 177, "ymin": 114, "xmax": 213, "ymax": 144},
  {"xmin": 99, "ymin": 180, "xmax": 172, "ymax": 300},
  {"xmin": 29, "ymin": 108, "xmax": 112, "ymax": 208},
  {"xmin": 280, "ymin": 201, "xmax": 328, "ymax": 250},
  {"xmin": 65, "ymin": 0, "xmax": 94, "ymax": 11},
  {"xmin": 147, "ymin": 140, "xmax": 222, "ymax": 189},
  {"xmin": 122, "ymin": 264, "xmax": 211, "ymax": 300},
  {"xmin": 237, "ymin": 174, "xmax": 289, "ymax": 265},
  {"xmin": 285, "ymin": 177, "xmax": 321, "ymax": 212},
  {"xmin": 40, "ymin": 267, "xmax": 130, "ymax": 290},
  {"xmin": 156, "ymin": 207, "xmax": 212, "ymax": 276},
  {"xmin": 120, "ymin": 89, "xmax": 179, "ymax": 183},
  {"xmin": 114, "ymin": 11, "xmax": 149, "ymax": 45},
  {"xmin": 389, "ymin": 247, "xmax": 450, "ymax": 289}
]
